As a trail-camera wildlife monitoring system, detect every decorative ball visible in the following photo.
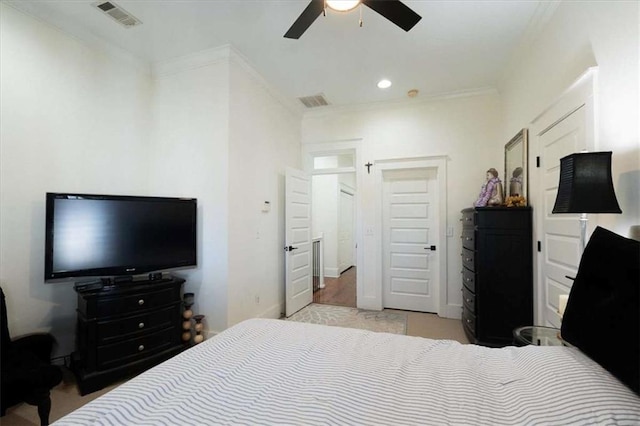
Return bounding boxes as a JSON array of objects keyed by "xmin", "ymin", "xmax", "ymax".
[
  {"xmin": 183, "ymin": 309, "xmax": 193, "ymax": 320},
  {"xmin": 194, "ymin": 322, "xmax": 203, "ymax": 332},
  {"xmin": 194, "ymin": 334, "xmax": 204, "ymax": 344},
  {"xmin": 181, "ymin": 331, "xmax": 191, "ymax": 342},
  {"xmin": 182, "ymin": 320, "xmax": 192, "ymax": 330}
]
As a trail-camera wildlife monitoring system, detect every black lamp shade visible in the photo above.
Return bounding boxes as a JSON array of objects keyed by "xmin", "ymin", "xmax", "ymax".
[{"xmin": 552, "ymin": 151, "xmax": 622, "ymax": 214}]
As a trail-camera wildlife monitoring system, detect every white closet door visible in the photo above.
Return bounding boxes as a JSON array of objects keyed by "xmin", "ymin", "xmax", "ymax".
[{"xmin": 382, "ymin": 168, "xmax": 439, "ymax": 313}]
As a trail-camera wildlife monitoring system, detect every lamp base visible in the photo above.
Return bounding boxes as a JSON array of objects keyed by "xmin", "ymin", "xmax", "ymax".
[{"xmin": 579, "ymin": 213, "xmax": 588, "ymax": 254}]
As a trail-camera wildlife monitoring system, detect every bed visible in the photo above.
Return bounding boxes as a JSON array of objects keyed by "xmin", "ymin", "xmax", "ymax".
[{"xmin": 54, "ymin": 227, "xmax": 640, "ymax": 425}]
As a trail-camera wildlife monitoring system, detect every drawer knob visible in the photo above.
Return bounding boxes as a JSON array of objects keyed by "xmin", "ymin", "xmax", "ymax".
[
  {"xmin": 138, "ymin": 322, "xmax": 145, "ymax": 329},
  {"xmin": 138, "ymin": 299, "xmax": 145, "ymax": 306},
  {"xmin": 466, "ymin": 277, "xmax": 472, "ymax": 282},
  {"xmin": 466, "ymin": 319, "xmax": 472, "ymax": 324},
  {"xmin": 138, "ymin": 345, "xmax": 145, "ymax": 351},
  {"xmin": 465, "ymin": 237, "xmax": 472, "ymax": 241},
  {"xmin": 465, "ymin": 298, "xmax": 472, "ymax": 303},
  {"xmin": 465, "ymin": 258, "xmax": 472, "ymax": 262}
]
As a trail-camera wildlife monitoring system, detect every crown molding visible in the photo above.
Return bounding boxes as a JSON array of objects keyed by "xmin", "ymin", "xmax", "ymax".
[
  {"xmin": 227, "ymin": 48, "xmax": 305, "ymax": 118},
  {"xmin": 151, "ymin": 45, "xmax": 232, "ymax": 79},
  {"xmin": 151, "ymin": 44, "xmax": 303, "ymax": 118},
  {"xmin": 519, "ymin": 0, "xmax": 562, "ymax": 49},
  {"xmin": 500, "ymin": 1, "xmax": 561, "ymax": 86},
  {"xmin": 302, "ymin": 86, "xmax": 499, "ymax": 119}
]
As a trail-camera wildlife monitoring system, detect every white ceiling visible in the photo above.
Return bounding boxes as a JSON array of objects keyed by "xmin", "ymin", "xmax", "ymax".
[{"xmin": 7, "ymin": 0, "xmax": 544, "ymax": 108}]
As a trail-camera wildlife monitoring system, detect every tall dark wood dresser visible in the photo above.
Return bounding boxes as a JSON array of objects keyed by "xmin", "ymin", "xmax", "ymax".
[{"xmin": 461, "ymin": 207, "xmax": 533, "ymax": 347}]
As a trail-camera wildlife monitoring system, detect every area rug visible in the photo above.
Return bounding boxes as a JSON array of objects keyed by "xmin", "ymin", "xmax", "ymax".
[{"xmin": 287, "ymin": 303, "xmax": 407, "ymax": 335}]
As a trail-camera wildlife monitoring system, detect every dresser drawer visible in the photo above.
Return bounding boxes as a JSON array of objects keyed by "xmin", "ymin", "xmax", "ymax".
[
  {"xmin": 462, "ymin": 286, "xmax": 475, "ymax": 314},
  {"xmin": 97, "ymin": 327, "xmax": 177, "ymax": 370},
  {"xmin": 462, "ymin": 229, "xmax": 475, "ymax": 250},
  {"xmin": 462, "ymin": 248, "xmax": 475, "ymax": 271},
  {"xmin": 91, "ymin": 288, "xmax": 177, "ymax": 318},
  {"xmin": 462, "ymin": 267, "xmax": 476, "ymax": 293},
  {"xmin": 461, "ymin": 209, "xmax": 475, "ymax": 227},
  {"xmin": 96, "ymin": 305, "xmax": 179, "ymax": 345},
  {"xmin": 462, "ymin": 307, "xmax": 476, "ymax": 336},
  {"xmin": 474, "ymin": 208, "xmax": 531, "ymax": 229}
]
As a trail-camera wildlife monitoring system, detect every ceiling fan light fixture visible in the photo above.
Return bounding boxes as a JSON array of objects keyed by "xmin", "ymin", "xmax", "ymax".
[
  {"xmin": 284, "ymin": 0, "xmax": 421, "ymax": 39},
  {"xmin": 326, "ymin": 0, "xmax": 361, "ymax": 12}
]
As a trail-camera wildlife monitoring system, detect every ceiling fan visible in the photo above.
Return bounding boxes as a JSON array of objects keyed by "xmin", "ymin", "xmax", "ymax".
[{"xmin": 284, "ymin": 0, "xmax": 422, "ymax": 39}]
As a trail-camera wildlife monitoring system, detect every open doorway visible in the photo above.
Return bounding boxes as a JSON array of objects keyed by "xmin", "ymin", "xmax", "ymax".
[{"xmin": 311, "ymin": 171, "xmax": 357, "ymax": 308}]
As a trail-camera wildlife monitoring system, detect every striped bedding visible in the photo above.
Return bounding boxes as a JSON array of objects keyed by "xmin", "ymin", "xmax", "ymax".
[{"xmin": 54, "ymin": 318, "xmax": 640, "ymax": 425}]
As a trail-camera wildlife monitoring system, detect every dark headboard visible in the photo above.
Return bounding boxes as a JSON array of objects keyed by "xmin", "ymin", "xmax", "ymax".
[{"xmin": 561, "ymin": 226, "xmax": 640, "ymax": 394}]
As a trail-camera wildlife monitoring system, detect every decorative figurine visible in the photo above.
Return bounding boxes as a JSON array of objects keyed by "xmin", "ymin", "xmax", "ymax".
[{"xmin": 474, "ymin": 168, "xmax": 504, "ymax": 207}]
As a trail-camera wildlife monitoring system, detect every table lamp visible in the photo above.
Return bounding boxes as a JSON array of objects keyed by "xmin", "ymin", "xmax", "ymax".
[{"xmin": 552, "ymin": 151, "xmax": 622, "ymax": 253}]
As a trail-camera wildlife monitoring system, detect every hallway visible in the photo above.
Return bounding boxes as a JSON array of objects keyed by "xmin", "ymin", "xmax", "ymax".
[{"xmin": 313, "ymin": 267, "xmax": 356, "ymax": 308}]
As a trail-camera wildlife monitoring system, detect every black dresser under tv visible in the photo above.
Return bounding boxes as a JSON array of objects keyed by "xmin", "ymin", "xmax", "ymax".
[{"xmin": 71, "ymin": 276, "xmax": 185, "ymax": 395}]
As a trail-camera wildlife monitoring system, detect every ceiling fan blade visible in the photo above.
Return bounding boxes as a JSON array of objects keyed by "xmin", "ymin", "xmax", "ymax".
[
  {"xmin": 284, "ymin": 0, "xmax": 325, "ymax": 39},
  {"xmin": 362, "ymin": 0, "xmax": 422, "ymax": 32}
]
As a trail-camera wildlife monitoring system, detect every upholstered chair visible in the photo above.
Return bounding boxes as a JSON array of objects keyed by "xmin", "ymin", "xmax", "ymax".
[{"xmin": 1, "ymin": 287, "xmax": 63, "ymax": 425}]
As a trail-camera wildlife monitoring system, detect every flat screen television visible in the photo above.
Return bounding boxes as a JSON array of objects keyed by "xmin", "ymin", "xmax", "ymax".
[{"xmin": 45, "ymin": 193, "xmax": 197, "ymax": 281}]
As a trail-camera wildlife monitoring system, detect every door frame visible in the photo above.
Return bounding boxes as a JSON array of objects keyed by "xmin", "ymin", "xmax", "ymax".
[
  {"xmin": 374, "ymin": 156, "xmax": 448, "ymax": 317},
  {"xmin": 302, "ymin": 139, "xmax": 363, "ymax": 307}
]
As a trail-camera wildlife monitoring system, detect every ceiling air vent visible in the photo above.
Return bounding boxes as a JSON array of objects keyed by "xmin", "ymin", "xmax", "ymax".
[
  {"xmin": 93, "ymin": 1, "xmax": 142, "ymax": 28},
  {"xmin": 298, "ymin": 94, "xmax": 329, "ymax": 108}
]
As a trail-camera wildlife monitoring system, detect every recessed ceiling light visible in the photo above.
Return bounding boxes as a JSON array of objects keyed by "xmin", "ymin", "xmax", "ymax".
[{"xmin": 377, "ymin": 79, "xmax": 392, "ymax": 89}]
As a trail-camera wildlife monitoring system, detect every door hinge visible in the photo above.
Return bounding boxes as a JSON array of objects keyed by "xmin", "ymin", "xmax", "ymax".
[
  {"xmin": 537, "ymin": 241, "xmax": 542, "ymax": 252},
  {"xmin": 536, "ymin": 156, "xmax": 541, "ymax": 168}
]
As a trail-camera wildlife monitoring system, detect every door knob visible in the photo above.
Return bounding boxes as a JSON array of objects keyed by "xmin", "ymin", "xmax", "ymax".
[
  {"xmin": 284, "ymin": 245, "xmax": 299, "ymax": 252},
  {"xmin": 424, "ymin": 245, "xmax": 437, "ymax": 251}
]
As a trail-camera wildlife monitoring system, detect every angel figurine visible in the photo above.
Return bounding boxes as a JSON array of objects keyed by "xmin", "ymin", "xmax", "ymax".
[{"xmin": 474, "ymin": 168, "xmax": 504, "ymax": 207}]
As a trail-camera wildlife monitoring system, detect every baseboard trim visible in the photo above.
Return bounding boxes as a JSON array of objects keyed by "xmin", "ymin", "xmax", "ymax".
[
  {"xmin": 324, "ymin": 267, "xmax": 339, "ymax": 278},
  {"xmin": 441, "ymin": 304, "xmax": 463, "ymax": 320}
]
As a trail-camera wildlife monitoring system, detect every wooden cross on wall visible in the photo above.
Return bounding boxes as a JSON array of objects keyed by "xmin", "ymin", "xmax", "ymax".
[{"xmin": 365, "ymin": 162, "xmax": 373, "ymax": 174}]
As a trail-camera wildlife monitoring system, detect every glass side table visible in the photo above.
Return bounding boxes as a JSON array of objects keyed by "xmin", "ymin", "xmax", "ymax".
[{"xmin": 513, "ymin": 326, "xmax": 570, "ymax": 347}]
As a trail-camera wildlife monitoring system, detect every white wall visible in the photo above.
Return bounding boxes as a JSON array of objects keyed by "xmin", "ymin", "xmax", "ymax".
[
  {"xmin": 0, "ymin": 3, "xmax": 152, "ymax": 355},
  {"xmin": 302, "ymin": 93, "xmax": 502, "ymax": 315},
  {"xmin": 150, "ymin": 48, "xmax": 231, "ymax": 335},
  {"xmin": 500, "ymin": 1, "xmax": 639, "ymax": 237},
  {"xmin": 226, "ymin": 54, "xmax": 301, "ymax": 327},
  {"xmin": 0, "ymin": 5, "xmax": 301, "ymax": 354}
]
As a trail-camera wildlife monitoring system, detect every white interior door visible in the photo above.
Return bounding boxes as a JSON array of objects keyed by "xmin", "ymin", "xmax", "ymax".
[
  {"xmin": 382, "ymin": 168, "xmax": 439, "ymax": 313},
  {"xmin": 285, "ymin": 167, "xmax": 313, "ymax": 317},
  {"xmin": 537, "ymin": 107, "xmax": 587, "ymax": 327},
  {"xmin": 338, "ymin": 189, "xmax": 355, "ymax": 274},
  {"xmin": 532, "ymin": 68, "xmax": 596, "ymax": 327}
]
